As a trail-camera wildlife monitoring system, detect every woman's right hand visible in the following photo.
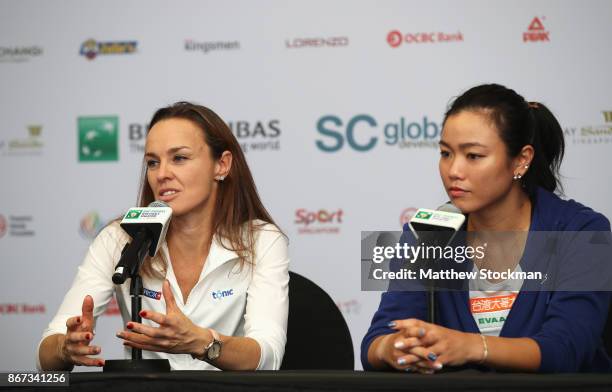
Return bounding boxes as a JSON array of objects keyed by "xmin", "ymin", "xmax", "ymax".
[{"xmin": 60, "ymin": 295, "xmax": 104, "ymax": 367}]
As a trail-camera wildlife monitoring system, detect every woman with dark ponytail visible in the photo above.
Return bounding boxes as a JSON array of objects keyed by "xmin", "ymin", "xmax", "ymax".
[{"xmin": 362, "ymin": 84, "xmax": 612, "ymax": 373}]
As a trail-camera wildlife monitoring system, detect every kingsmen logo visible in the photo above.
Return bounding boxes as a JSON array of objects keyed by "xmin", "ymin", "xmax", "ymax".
[{"xmin": 78, "ymin": 116, "xmax": 119, "ymax": 162}]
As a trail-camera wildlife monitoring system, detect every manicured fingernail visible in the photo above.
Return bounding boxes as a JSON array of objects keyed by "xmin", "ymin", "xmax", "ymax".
[
  {"xmin": 394, "ymin": 341, "xmax": 405, "ymax": 349},
  {"xmin": 427, "ymin": 353, "xmax": 437, "ymax": 361},
  {"xmin": 76, "ymin": 317, "xmax": 81, "ymax": 323},
  {"xmin": 139, "ymin": 310, "xmax": 147, "ymax": 317},
  {"xmin": 85, "ymin": 333, "xmax": 91, "ymax": 340},
  {"xmin": 126, "ymin": 323, "xmax": 134, "ymax": 329},
  {"xmin": 98, "ymin": 361, "xmax": 104, "ymax": 367},
  {"xmin": 397, "ymin": 358, "xmax": 407, "ymax": 365},
  {"xmin": 434, "ymin": 362, "xmax": 443, "ymax": 370},
  {"xmin": 387, "ymin": 321, "xmax": 396, "ymax": 328},
  {"xmin": 418, "ymin": 328, "xmax": 426, "ymax": 337}
]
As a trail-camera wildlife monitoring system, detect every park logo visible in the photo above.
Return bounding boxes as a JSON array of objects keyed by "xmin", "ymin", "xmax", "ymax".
[
  {"xmin": 80, "ymin": 39, "xmax": 138, "ymax": 60},
  {"xmin": 78, "ymin": 116, "xmax": 119, "ymax": 162},
  {"xmin": 563, "ymin": 110, "xmax": 612, "ymax": 145},
  {"xmin": 387, "ymin": 30, "xmax": 463, "ymax": 47},
  {"xmin": 523, "ymin": 17, "xmax": 550, "ymax": 42}
]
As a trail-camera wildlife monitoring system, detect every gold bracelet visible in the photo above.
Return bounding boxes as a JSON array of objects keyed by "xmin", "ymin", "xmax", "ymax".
[{"xmin": 479, "ymin": 335, "xmax": 488, "ymax": 364}]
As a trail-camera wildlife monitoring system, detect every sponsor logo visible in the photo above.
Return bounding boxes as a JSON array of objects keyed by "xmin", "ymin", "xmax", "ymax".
[
  {"xmin": 185, "ymin": 39, "xmax": 240, "ymax": 53},
  {"xmin": 1, "ymin": 215, "xmax": 35, "ymax": 237},
  {"xmin": 336, "ymin": 299, "xmax": 361, "ymax": 315},
  {"xmin": 285, "ymin": 36, "xmax": 349, "ymax": 49},
  {"xmin": 295, "ymin": 208, "xmax": 343, "ymax": 234},
  {"xmin": 400, "ymin": 207, "xmax": 418, "ymax": 228},
  {"xmin": 129, "ymin": 119, "xmax": 282, "ymax": 154},
  {"xmin": 125, "ymin": 209, "xmax": 142, "ymax": 219},
  {"xmin": 212, "ymin": 289, "xmax": 234, "ymax": 300},
  {"xmin": 228, "ymin": 120, "xmax": 281, "ymax": 152},
  {"xmin": 564, "ymin": 111, "xmax": 612, "ymax": 145},
  {"xmin": 0, "ymin": 303, "xmax": 46, "ymax": 314},
  {"xmin": 79, "ymin": 39, "xmax": 137, "ymax": 60},
  {"xmin": 523, "ymin": 17, "xmax": 549, "ymax": 42},
  {"xmin": 78, "ymin": 116, "xmax": 119, "ymax": 161},
  {"xmin": 103, "ymin": 297, "xmax": 120, "ymax": 316},
  {"xmin": 1, "ymin": 125, "xmax": 44, "ymax": 155},
  {"xmin": 0, "ymin": 45, "xmax": 43, "ymax": 63},
  {"xmin": 387, "ymin": 30, "xmax": 463, "ymax": 47},
  {"xmin": 316, "ymin": 114, "xmax": 441, "ymax": 152},
  {"xmin": 415, "ymin": 211, "xmax": 432, "ymax": 220},
  {"xmin": 143, "ymin": 288, "xmax": 162, "ymax": 300},
  {"xmin": 0, "ymin": 214, "xmax": 6, "ymax": 238},
  {"xmin": 470, "ymin": 294, "xmax": 517, "ymax": 313},
  {"xmin": 79, "ymin": 211, "xmax": 106, "ymax": 239}
]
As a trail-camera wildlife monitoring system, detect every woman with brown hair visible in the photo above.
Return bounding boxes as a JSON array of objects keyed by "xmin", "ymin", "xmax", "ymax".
[{"xmin": 37, "ymin": 102, "xmax": 289, "ymax": 370}]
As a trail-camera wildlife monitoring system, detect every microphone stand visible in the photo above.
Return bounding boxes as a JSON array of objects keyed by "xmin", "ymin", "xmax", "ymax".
[{"xmin": 104, "ymin": 246, "xmax": 170, "ymax": 373}]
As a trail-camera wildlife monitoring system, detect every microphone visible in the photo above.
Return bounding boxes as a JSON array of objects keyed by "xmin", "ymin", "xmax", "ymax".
[
  {"xmin": 112, "ymin": 201, "xmax": 172, "ymax": 284},
  {"xmin": 408, "ymin": 202, "xmax": 465, "ymax": 323}
]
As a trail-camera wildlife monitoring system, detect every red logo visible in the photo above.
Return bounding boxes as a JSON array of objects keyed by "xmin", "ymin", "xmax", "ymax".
[
  {"xmin": 523, "ymin": 17, "xmax": 549, "ymax": 42},
  {"xmin": 386, "ymin": 30, "xmax": 463, "ymax": 47},
  {"xmin": 400, "ymin": 207, "xmax": 418, "ymax": 228},
  {"xmin": 0, "ymin": 303, "xmax": 46, "ymax": 314},
  {"xmin": 0, "ymin": 214, "xmax": 6, "ymax": 238},
  {"xmin": 294, "ymin": 208, "xmax": 343, "ymax": 234}
]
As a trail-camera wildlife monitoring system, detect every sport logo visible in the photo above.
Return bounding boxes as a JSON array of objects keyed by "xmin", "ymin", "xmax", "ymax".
[
  {"xmin": 415, "ymin": 211, "xmax": 432, "ymax": 219},
  {"xmin": 125, "ymin": 210, "xmax": 142, "ymax": 219},
  {"xmin": 523, "ymin": 17, "xmax": 550, "ymax": 42},
  {"xmin": 212, "ymin": 289, "xmax": 234, "ymax": 300},
  {"xmin": 143, "ymin": 288, "xmax": 162, "ymax": 300},
  {"xmin": 78, "ymin": 116, "xmax": 119, "ymax": 161}
]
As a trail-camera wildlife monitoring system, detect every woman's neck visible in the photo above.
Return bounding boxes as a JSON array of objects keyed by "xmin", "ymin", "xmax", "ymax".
[
  {"xmin": 167, "ymin": 201, "xmax": 216, "ymax": 258},
  {"xmin": 467, "ymin": 187, "xmax": 532, "ymax": 232}
]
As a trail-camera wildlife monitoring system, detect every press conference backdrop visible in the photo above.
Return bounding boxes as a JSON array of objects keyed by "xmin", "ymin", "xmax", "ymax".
[{"xmin": 1, "ymin": 0, "xmax": 611, "ymax": 371}]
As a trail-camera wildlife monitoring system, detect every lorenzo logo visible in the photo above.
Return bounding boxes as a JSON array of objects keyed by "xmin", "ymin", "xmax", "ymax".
[
  {"xmin": 143, "ymin": 288, "xmax": 162, "ymax": 300},
  {"xmin": 387, "ymin": 30, "xmax": 463, "ymax": 47},
  {"xmin": 523, "ymin": 17, "xmax": 549, "ymax": 42},
  {"xmin": 316, "ymin": 114, "xmax": 441, "ymax": 152},
  {"xmin": 285, "ymin": 36, "xmax": 349, "ymax": 48},
  {"xmin": 212, "ymin": 289, "xmax": 234, "ymax": 300}
]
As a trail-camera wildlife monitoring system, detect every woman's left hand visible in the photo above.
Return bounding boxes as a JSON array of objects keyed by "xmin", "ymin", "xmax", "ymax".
[
  {"xmin": 116, "ymin": 279, "xmax": 210, "ymax": 355},
  {"xmin": 390, "ymin": 318, "xmax": 484, "ymax": 372}
]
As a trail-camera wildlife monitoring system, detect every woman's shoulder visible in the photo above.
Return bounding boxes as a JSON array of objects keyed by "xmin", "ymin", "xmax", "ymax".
[
  {"xmin": 93, "ymin": 220, "xmax": 131, "ymax": 248},
  {"xmin": 534, "ymin": 188, "xmax": 611, "ymax": 231},
  {"xmin": 249, "ymin": 219, "xmax": 286, "ymax": 244}
]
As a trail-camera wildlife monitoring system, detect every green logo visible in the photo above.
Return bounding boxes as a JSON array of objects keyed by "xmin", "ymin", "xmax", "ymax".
[
  {"xmin": 415, "ymin": 211, "xmax": 432, "ymax": 219},
  {"xmin": 78, "ymin": 116, "xmax": 119, "ymax": 161},
  {"xmin": 125, "ymin": 209, "xmax": 142, "ymax": 219}
]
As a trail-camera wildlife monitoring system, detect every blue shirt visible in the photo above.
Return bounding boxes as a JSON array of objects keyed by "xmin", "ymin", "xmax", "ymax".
[{"xmin": 361, "ymin": 188, "xmax": 612, "ymax": 372}]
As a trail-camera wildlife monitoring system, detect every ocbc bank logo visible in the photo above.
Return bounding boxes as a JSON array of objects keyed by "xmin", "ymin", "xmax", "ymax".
[
  {"xmin": 387, "ymin": 30, "xmax": 463, "ymax": 47},
  {"xmin": 316, "ymin": 114, "xmax": 441, "ymax": 152}
]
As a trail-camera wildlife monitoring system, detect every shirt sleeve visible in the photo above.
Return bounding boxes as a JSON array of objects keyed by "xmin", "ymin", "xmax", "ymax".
[
  {"xmin": 243, "ymin": 226, "xmax": 290, "ymax": 370},
  {"xmin": 35, "ymin": 223, "xmax": 125, "ymax": 370}
]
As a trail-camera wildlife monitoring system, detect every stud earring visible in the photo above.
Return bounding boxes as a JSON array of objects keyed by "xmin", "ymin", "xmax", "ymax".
[{"xmin": 215, "ymin": 175, "xmax": 225, "ymax": 182}]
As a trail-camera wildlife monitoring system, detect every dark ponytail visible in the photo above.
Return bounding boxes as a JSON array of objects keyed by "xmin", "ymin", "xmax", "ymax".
[{"xmin": 444, "ymin": 84, "xmax": 565, "ymax": 197}]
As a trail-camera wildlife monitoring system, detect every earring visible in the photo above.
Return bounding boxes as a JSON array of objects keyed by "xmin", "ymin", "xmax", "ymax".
[
  {"xmin": 513, "ymin": 173, "xmax": 522, "ymax": 180},
  {"xmin": 215, "ymin": 175, "xmax": 225, "ymax": 182},
  {"xmin": 524, "ymin": 165, "xmax": 529, "ymax": 169}
]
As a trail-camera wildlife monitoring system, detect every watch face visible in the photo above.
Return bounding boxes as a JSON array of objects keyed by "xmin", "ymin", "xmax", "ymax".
[{"xmin": 207, "ymin": 342, "xmax": 221, "ymax": 360}]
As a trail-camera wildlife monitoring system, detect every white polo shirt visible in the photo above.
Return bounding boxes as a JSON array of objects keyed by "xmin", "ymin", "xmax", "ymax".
[{"xmin": 37, "ymin": 221, "xmax": 289, "ymax": 370}]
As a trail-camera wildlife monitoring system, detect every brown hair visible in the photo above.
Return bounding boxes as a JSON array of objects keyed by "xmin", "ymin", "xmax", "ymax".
[{"xmin": 137, "ymin": 102, "xmax": 279, "ymax": 278}]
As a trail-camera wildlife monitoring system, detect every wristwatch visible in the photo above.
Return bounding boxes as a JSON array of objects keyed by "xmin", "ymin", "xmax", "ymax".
[{"xmin": 192, "ymin": 329, "xmax": 222, "ymax": 361}]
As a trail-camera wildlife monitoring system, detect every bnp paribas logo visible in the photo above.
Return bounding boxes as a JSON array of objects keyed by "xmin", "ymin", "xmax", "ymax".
[{"xmin": 78, "ymin": 116, "xmax": 119, "ymax": 161}]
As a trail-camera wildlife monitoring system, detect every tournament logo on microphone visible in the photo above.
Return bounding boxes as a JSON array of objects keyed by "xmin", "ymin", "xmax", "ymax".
[
  {"xmin": 78, "ymin": 116, "xmax": 119, "ymax": 162},
  {"xmin": 125, "ymin": 209, "xmax": 143, "ymax": 219},
  {"xmin": 415, "ymin": 211, "xmax": 432, "ymax": 220}
]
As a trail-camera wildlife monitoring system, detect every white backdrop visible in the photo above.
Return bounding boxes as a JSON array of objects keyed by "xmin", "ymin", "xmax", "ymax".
[{"xmin": 1, "ymin": 0, "xmax": 611, "ymax": 371}]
